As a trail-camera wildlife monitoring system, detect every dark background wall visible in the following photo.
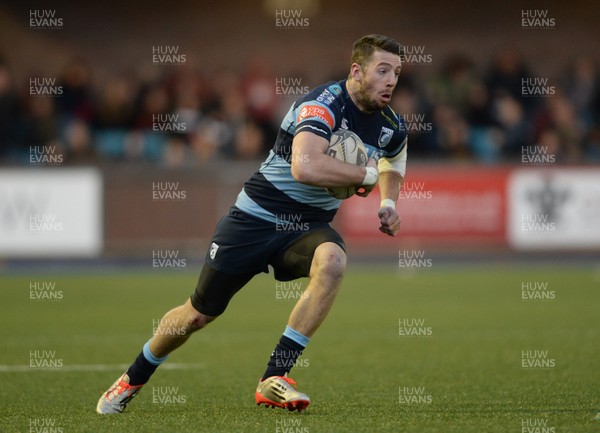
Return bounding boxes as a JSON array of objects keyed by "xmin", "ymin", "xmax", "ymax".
[{"xmin": 2, "ymin": 1, "xmax": 599, "ymax": 84}]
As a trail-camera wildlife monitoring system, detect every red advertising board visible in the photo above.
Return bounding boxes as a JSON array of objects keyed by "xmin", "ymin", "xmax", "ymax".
[{"xmin": 336, "ymin": 165, "xmax": 509, "ymax": 248}]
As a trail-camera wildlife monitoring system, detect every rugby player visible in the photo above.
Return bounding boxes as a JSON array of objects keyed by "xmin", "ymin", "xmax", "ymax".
[{"xmin": 97, "ymin": 34, "xmax": 408, "ymax": 414}]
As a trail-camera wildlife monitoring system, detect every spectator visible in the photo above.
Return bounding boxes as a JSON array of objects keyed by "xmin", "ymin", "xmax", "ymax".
[
  {"xmin": 240, "ymin": 55, "xmax": 279, "ymax": 151},
  {"xmin": 23, "ymin": 91, "xmax": 61, "ymax": 149},
  {"xmin": 57, "ymin": 58, "xmax": 94, "ymax": 122},
  {"xmin": 465, "ymin": 81, "xmax": 501, "ymax": 163},
  {"xmin": 562, "ymin": 57, "xmax": 598, "ymax": 128},
  {"xmin": 0, "ymin": 60, "xmax": 20, "ymax": 155},
  {"xmin": 486, "ymin": 48, "xmax": 530, "ymax": 104},
  {"xmin": 431, "ymin": 103, "xmax": 470, "ymax": 159},
  {"xmin": 427, "ymin": 53, "xmax": 476, "ymax": 112},
  {"xmin": 533, "ymin": 92, "xmax": 584, "ymax": 162},
  {"xmin": 392, "ymin": 87, "xmax": 437, "ymax": 157},
  {"xmin": 492, "ymin": 94, "xmax": 530, "ymax": 159},
  {"xmin": 62, "ymin": 118, "xmax": 99, "ymax": 164},
  {"xmin": 94, "ymin": 76, "xmax": 134, "ymax": 129},
  {"xmin": 232, "ymin": 119, "xmax": 265, "ymax": 160}
]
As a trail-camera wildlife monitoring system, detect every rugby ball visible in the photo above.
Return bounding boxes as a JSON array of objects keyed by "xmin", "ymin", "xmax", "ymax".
[{"xmin": 325, "ymin": 130, "xmax": 368, "ymax": 199}]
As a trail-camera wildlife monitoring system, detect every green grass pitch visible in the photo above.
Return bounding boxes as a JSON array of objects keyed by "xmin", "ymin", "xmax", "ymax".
[{"xmin": 0, "ymin": 264, "xmax": 598, "ymax": 432}]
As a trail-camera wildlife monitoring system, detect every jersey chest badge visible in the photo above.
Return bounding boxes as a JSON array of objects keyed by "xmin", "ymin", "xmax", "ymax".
[{"xmin": 378, "ymin": 126, "xmax": 394, "ymax": 147}]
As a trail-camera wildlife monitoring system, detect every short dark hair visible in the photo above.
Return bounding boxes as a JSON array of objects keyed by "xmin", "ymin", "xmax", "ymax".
[{"xmin": 351, "ymin": 34, "xmax": 404, "ymax": 67}]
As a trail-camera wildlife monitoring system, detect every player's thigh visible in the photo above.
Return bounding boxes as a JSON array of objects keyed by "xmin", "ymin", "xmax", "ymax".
[
  {"xmin": 190, "ymin": 265, "xmax": 256, "ymax": 317},
  {"xmin": 272, "ymin": 227, "xmax": 346, "ymax": 281},
  {"xmin": 206, "ymin": 207, "xmax": 271, "ymax": 275},
  {"xmin": 191, "ymin": 208, "xmax": 272, "ymax": 316}
]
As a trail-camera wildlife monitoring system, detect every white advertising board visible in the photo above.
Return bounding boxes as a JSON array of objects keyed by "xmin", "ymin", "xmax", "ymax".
[
  {"xmin": 0, "ymin": 169, "xmax": 103, "ymax": 256},
  {"xmin": 508, "ymin": 169, "xmax": 600, "ymax": 249}
]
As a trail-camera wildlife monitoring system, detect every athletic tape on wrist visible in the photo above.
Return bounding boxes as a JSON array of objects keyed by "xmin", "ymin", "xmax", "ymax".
[
  {"xmin": 362, "ymin": 166, "xmax": 378, "ymax": 186},
  {"xmin": 380, "ymin": 198, "xmax": 396, "ymax": 209}
]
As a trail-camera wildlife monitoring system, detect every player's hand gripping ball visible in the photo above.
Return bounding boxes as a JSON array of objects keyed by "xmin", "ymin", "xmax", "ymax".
[{"xmin": 325, "ymin": 130, "xmax": 368, "ymax": 199}]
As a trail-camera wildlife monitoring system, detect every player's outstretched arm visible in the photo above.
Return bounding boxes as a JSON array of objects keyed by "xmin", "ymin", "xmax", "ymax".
[
  {"xmin": 291, "ymin": 131, "xmax": 377, "ymax": 188},
  {"xmin": 377, "ymin": 168, "xmax": 403, "ymax": 237},
  {"xmin": 376, "ymin": 142, "xmax": 407, "ymax": 236}
]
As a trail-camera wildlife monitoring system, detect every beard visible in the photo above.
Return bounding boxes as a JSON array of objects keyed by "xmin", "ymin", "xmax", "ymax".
[{"xmin": 355, "ymin": 79, "xmax": 386, "ymax": 112}]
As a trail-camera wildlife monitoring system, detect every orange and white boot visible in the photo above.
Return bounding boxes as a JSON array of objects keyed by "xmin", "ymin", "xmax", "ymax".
[
  {"xmin": 255, "ymin": 375, "xmax": 310, "ymax": 412},
  {"xmin": 96, "ymin": 372, "xmax": 144, "ymax": 414}
]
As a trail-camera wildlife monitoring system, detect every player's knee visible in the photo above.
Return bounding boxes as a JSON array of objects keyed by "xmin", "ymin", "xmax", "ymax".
[
  {"xmin": 187, "ymin": 311, "xmax": 217, "ymax": 332},
  {"xmin": 312, "ymin": 242, "xmax": 346, "ymax": 280},
  {"xmin": 184, "ymin": 301, "xmax": 218, "ymax": 332}
]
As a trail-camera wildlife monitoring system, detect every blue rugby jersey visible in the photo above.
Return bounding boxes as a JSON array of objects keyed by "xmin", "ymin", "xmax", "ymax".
[{"xmin": 234, "ymin": 79, "xmax": 407, "ymax": 224}]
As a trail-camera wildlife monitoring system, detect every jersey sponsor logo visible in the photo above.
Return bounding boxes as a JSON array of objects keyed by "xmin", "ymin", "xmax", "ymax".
[
  {"xmin": 316, "ymin": 89, "xmax": 335, "ymax": 105},
  {"xmin": 378, "ymin": 126, "xmax": 394, "ymax": 147},
  {"xmin": 340, "ymin": 118, "xmax": 349, "ymax": 130},
  {"xmin": 297, "ymin": 104, "xmax": 335, "ymax": 129},
  {"xmin": 209, "ymin": 242, "xmax": 219, "ymax": 260},
  {"xmin": 328, "ymin": 84, "xmax": 342, "ymax": 95}
]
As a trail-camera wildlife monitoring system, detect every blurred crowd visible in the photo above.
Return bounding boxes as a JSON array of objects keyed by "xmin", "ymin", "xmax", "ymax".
[
  {"xmin": 396, "ymin": 50, "xmax": 600, "ymax": 164},
  {"xmin": 0, "ymin": 49, "xmax": 599, "ymax": 166}
]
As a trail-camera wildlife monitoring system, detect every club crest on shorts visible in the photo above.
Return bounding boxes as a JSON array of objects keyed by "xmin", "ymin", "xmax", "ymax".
[
  {"xmin": 209, "ymin": 242, "xmax": 219, "ymax": 260},
  {"xmin": 378, "ymin": 126, "xmax": 394, "ymax": 147}
]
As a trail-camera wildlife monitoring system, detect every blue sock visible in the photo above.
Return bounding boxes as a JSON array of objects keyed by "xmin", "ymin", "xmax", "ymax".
[
  {"xmin": 126, "ymin": 339, "xmax": 168, "ymax": 386},
  {"xmin": 261, "ymin": 326, "xmax": 310, "ymax": 381}
]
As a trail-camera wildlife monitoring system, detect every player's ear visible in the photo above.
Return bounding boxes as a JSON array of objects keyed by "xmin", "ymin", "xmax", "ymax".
[{"xmin": 350, "ymin": 63, "xmax": 363, "ymax": 81}]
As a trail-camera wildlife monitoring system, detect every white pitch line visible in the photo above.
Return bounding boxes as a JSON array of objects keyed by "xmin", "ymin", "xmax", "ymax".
[{"xmin": 0, "ymin": 363, "xmax": 204, "ymax": 373}]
